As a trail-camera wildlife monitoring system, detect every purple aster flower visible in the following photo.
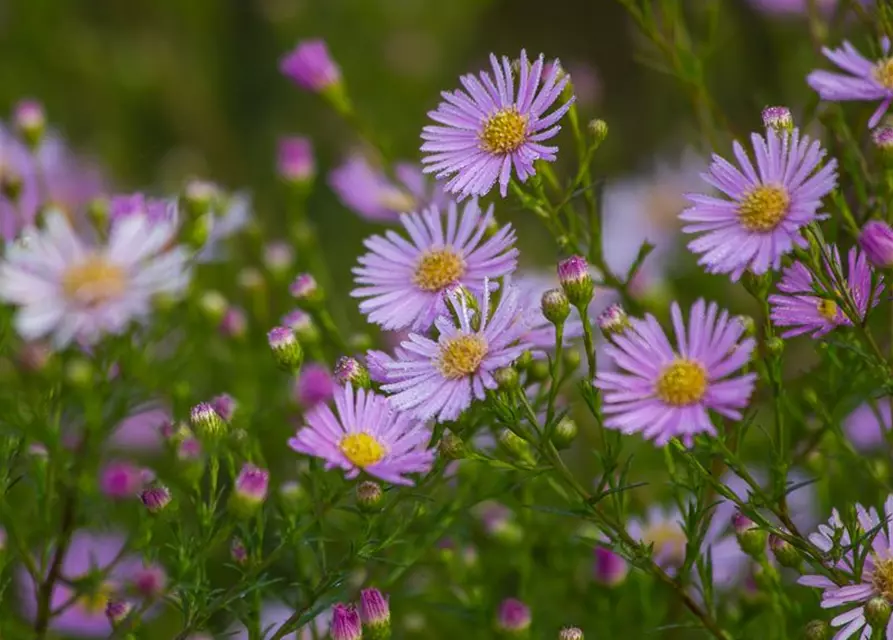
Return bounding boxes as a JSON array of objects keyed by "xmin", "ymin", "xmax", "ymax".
[
  {"xmin": 0, "ymin": 124, "xmax": 104, "ymax": 240},
  {"xmin": 108, "ymin": 406, "xmax": 170, "ymax": 452},
  {"xmin": 17, "ymin": 532, "xmax": 155, "ymax": 637},
  {"xmin": 798, "ymin": 497, "xmax": 893, "ymax": 639},
  {"xmin": 593, "ymin": 546, "xmax": 628, "ymax": 586},
  {"xmin": 383, "ymin": 283, "xmax": 531, "ymax": 422},
  {"xmin": 279, "ymin": 39, "xmax": 341, "ymax": 92},
  {"xmin": 681, "ymin": 128, "xmax": 837, "ymax": 280},
  {"xmin": 845, "ymin": 400, "xmax": 892, "ymax": 451},
  {"xmin": 0, "ymin": 210, "xmax": 189, "ymax": 347},
  {"xmin": 769, "ymin": 245, "xmax": 882, "ymax": 338},
  {"xmin": 595, "ymin": 300, "xmax": 756, "ymax": 447},
  {"xmin": 860, "ymin": 220, "xmax": 893, "ymax": 268},
  {"xmin": 234, "ymin": 463, "xmax": 270, "ymax": 505},
  {"xmin": 808, "ymin": 38, "xmax": 893, "ymax": 129},
  {"xmin": 288, "ymin": 384, "xmax": 435, "ymax": 485},
  {"xmin": 99, "ymin": 460, "xmax": 146, "ymax": 499},
  {"xmin": 294, "ymin": 362, "xmax": 334, "ymax": 408},
  {"xmin": 352, "ymin": 198, "xmax": 517, "ymax": 331},
  {"xmin": 329, "ymin": 155, "xmax": 447, "ymax": 223},
  {"xmin": 421, "ymin": 50, "xmax": 574, "ymax": 199},
  {"xmin": 278, "ymin": 136, "xmax": 315, "ymax": 183},
  {"xmin": 229, "ymin": 603, "xmax": 331, "ymax": 639},
  {"xmin": 496, "ymin": 598, "xmax": 531, "ymax": 632}
]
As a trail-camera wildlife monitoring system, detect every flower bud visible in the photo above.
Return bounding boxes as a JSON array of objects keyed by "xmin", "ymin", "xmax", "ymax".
[
  {"xmin": 263, "ymin": 241, "xmax": 295, "ymax": 278},
  {"xmin": 804, "ymin": 620, "xmax": 830, "ymax": 640},
  {"xmin": 190, "ymin": 402, "xmax": 226, "ymax": 441},
  {"xmin": 65, "ymin": 358, "xmax": 93, "ymax": 388},
  {"xmin": 873, "ymin": 126, "xmax": 893, "ymax": 154},
  {"xmin": 732, "ymin": 512, "xmax": 766, "ymax": 558},
  {"xmin": 230, "ymin": 463, "xmax": 269, "ymax": 518},
  {"xmin": 588, "ymin": 119, "xmax": 608, "ymax": 145},
  {"xmin": 219, "ymin": 306, "xmax": 247, "ymax": 338},
  {"xmin": 279, "ymin": 480, "xmax": 307, "ymax": 511},
  {"xmin": 541, "ymin": 288, "xmax": 570, "ymax": 325},
  {"xmin": 182, "ymin": 180, "xmax": 219, "ymax": 220},
  {"xmin": 105, "ymin": 599, "xmax": 132, "ymax": 627},
  {"xmin": 866, "ymin": 596, "xmax": 892, "ymax": 629},
  {"xmin": 289, "ymin": 273, "xmax": 323, "ymax": 307},
  {"xmin": 496, "ymin": 598, "xmax": 531, "ymax": 635},
  {"xmin": 563, "ymin": 348, "xmax": 581, "ymax": 371},
  {"xmin": 283, "ymin": 309, "xmax": 319, "ymax": 343},
  {"xmin": 267, "ymin": 326, "xmax": 304, "ymax": 371},
  {"xmin": 557, "ymin": 256, "xmax": 594, "ymax": 308},
  {"xmin": 330, "ymin": 603, "xmax": 362, "ymax": 640},
  {"xmin": 761, "ymin": 106, "xmax": 793, "ymax": 132},
  {"xmin": 198, "ymin": 290, "xmax": 228, "ymax": 324},
  {"xmin": 559, "ymin": 628, "xmax": 584, "ymax": 640},
  {"xmin": 593, "ymin": 546, "xmax": 627, "ymax": 587},
  {"xmin": 140, "ymin": 485, "xmax": 172, "ymax": 513},
  {"xmin": 768, "ymin": 534, "xmax": 800, "ymax": 569},
  {"xmin": 438, "ymin": 432, "xmax": 466, "ymax": 460},
  {"xmin": 480, "ymin": 503, "xmax": 523, "ymax": 545},
  {"xmin": 131, "ymin": 564, "xmax": 166, "ymax": 598},
  {"xmin": 527, "ymin": 359, "xmax": 550, "ymax": 382},
  {"xmin": 280, "ymin": 39, "xmax": 342, "ymax": 93},
  {"xmin": 278, "ymin": 136, "xmax": 316, "ymax": 183},
  {"xmin": 766, "ymin": 336, "xmax": 784, "ymax": 356},
  {"xmin": 334, "ymin": 356, "xmax": 372, "ymax": 389},
  {"xmin": 14, "ymin": 100, "xmax": 46, "ymax": 148},
  {"xmin": 494, "ymin": 366, "xmax": 520, "ymax": 390},
  {"xmin": 357, "ymin": 480, "xmax": 383, "ymax": 512},
  {"xmin": 238, "ymin": 267, "xmax": 265, "ymax": 293},
  {"xmin": 551, "ymin": 416, "xmax": 578, "ymax": 449},
  {"xmin": 360, "ymin": 588, "xmax": 391, "ymax": 638},
  {"xmin": 736, "ymin": 315, "xmax": 757, "ymax": 337},
  {"xmin": 498, "ymin": 429, "xmax": 532, "ymax": 462},
  {"xmin": 210, "ymin": 393, "xmax": 237, "ymax": 423},
  {"xmin": 597, "ymin": 304, "xmax": 630, "ymax": 339},
  {"xmin": 860, "ymin": 220, "xmax": 893, "ymax": 268},
  {"xmin": 99, "ymin": 461, "xmax": 145, "ymax": 499},
  {"xmin": 231, "ymin": 537, "xmax": 248, "ymax": 566},
  {"xmin": 185, "ymin": 212, "xmax": 213, "ymax": 250}
]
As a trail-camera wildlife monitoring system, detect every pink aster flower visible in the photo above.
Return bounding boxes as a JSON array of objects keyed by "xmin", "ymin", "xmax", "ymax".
[
  {"xmin": 330, "ymin": 155, "xmax": 447, "ymax": 223},
  {"xmin": 279, "ymin": 39, "xmax": 341, "ymax": 92},
  {"xmin": 798, "ymin": 497, "xmax": 893, "ymax": 639},
  {"xmin": 808, "ymin": 38, "xmax": 893, "ymax": 129},
  {"xmin": 17, "ymin": 531, "xmax": 156, "ymax": 637},
  {"xmin": 352, "ymin": 199, "xmax": 517, "ymax": 331},
  {"xmin": 421, "ymin": 49, "xmax": 574, "ymax": 199},
  {"xmin": 383, "ymin": 283, "xmax": 531, "ymax": 422},
  {"xmin": 288, "ymin": 384, "xmax": 435, "ymax": 485},
  {"xmin": 680, "ymin": 128, "xmax": 838, "ymax": 280},
  {"xmin": 595, "ymin": 300, "xmax": 756, "ymax": 447},
  {"xmin": 769, "ymin": 246, "xmax": 882, "ymax": 339},
  {"xmin": 294, "ymin": 362, "xmax": 335, "ymax": 408},
  {"xmin": 0, "ymin": 211, "xmax": 189, "ymax": 347},
  {"xmin": 844, "ymin": 400, "xmax": 892, "ymax": 451}
]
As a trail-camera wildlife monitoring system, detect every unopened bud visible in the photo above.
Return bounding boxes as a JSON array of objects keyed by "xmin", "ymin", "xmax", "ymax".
[
  {"xmin": 766, "ymin": 336, "xmax": 784, "ymax": 356},
  {"xmin": 804, "ymin": 620, "xmax": 830, "ymax": 640},
  {"xmin": 283, "ymin": 309, "xmax": 319, "ymax": 343},
  {"xmin": 263, "ymin": 241, "xmax": 295, "ymax": 277},
  {"xmin": 768, "ymin": 534, "xmax": 800, "ymax": 569},
  {"xmin": 190, "ymin": 402, "xmax": 226, "ymax": 441},
  {"xmin": 438, "ymin": 432, "xmax": 466, "ymax": 460},
  {"xmin": 761, "ymin": 106, "xmax": 793, "ymax": 133},
  {"xmin": 541, "ymin": 288, "xmax": 570, "ymax": 325},
  {"xmin": 229, "ymin": 463, "xmax": 269, "ymax": 518},
  {"xmin": 140, "ymin": 485, "xmax": 172, "ymax": 513},
  {"xmin": 588, "ymin": 119, "xmax": 608, "ymax": 144},
  {"xmin": 14, "ymin": 100, "xmax": 46, "ymax": 148},
  {"xmin": 551, "ymin": 416, "xmax": 578, "ymax": 449},
  {"xmin": 360, "ymin": 588, "xmax": 391, "ymax": 638},
  {"xmin": 860, "ymin": 220, "xmax": 893, "ymax": 269},
  {"xmin": 279, "ymin": 480, "xmax": 307, "ymax": 511},
  {"xmin": 65, "ymin": 358, "xmax": 93, "ymax": 387},
  {"xmin": 289, "ymin": 273, "xmax": 323, "ymax": 307},
  {"xmin": 873, "ymin": 126, "xmax": 893, "ymax": 154},
  {"xmin": 199, "ymin": 290, "xmax": 228, "ymax": 324},
  {"xmin": 496, "ymin": 598, "xmax": 531, "ymax": 635},
  {"xmin": 494, "ymin": 366, "xmax": 520, "ymax": 390},
  {"xmin": 498, "ymin": 429, "xmax": 532, "ymax": 462},
  {"xmin": 528, "ymin": 359, "xmax": 550, "ymax": 382},
  {"xmin": 559, "ymin": 627, "xmax": 584, "ymax": 640},
  {"xmin": 267, "ymin": 327, "xmax": 304, "ymax": 371},
  {"xmin": 105, "ymin": 599, "xmax": 132, "ymax": 627},
  {"xmin": 732, "ymin": 512, "xmax": 766, "ymax": 558},
  {"xmin": 597, "ymin": 304, "xmax": 630, "ymax": 339},
  {"xmin": 558, "ymin": 256, "xmax": 594, "ymax": 308},
  {"xmin": 334, "ymin": 356, "xmax": 371, "ymax": 389},
  {"xmin": 357, "ymin": 480, "xmax": 383, "ymax": 512},
  {"xmin": 563, "ymin": 348, "xmax": 581, "ymax": 371},
  {"xmin": 231, "ymin": 537, "xmax": 248, "ymax": 566},
  {"xmin": 867, "ymin": 596, "xmax": 892, "ymax": 629}
]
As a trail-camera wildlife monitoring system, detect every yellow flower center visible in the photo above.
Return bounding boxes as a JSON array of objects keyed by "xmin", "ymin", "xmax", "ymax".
[
  {"xmin": 873, "ymin": 556, "xmax": 893, "ymax": 601},
  {"xmin": 737, "ymin": 184, "xmax": 791, "ymax": 232},
  {"xmin": 480, "ymin": 108, "xmax": 528, "ymax": 154},
  {"xmin": 438, "ymin": 335, "xmax": 488, "ymax": 379},
  {"xmin": 644, "ymin": 522, "xmax": 687, "ymax": 566},
  {"xmin": 340, "ymin": 433, "xmax": 386, "ymax": 468},
  {"xmin": 655, "ymin": 359, "xmax": 708, "ymax": 406},
  {"xmin": 413, "ymin": 248, "xmax": 466, "ymax": 292},
  {"xmin": 874, "ymin": 58, "xmax": 893, "ymax": 90},
  {"xmin": 62, "ymin": 255, "xmax": 127, "ymax": 308},
  {"xmin": 377, "ymin": 187, "xmax": 416, "ymax": 214},
  {"xmin": 817, "ymin": 298, "xmax": 839, "ymax": 321},
  {"xmin": 77, "ymin": 582, "xmax": 114, "ymax": 615}
]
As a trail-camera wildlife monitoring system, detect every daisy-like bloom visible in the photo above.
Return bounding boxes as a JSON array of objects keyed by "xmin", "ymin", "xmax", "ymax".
[
  {"xmin": 595, "ymin": 300, "xmax": 756, "ymax": 446},
  {"xmin": 680, "ymin": 128, "xmax": 837, "ymax": 280},
  {"xmin": 844, "ymin": 400, "xmax": 893, "ymax": 452},
  {"xmin": 798, "ymin": 497, "xmax": 893, "ymax": 639},
  {"xmin": 421, "ymin": 50, "xmax": 574, "ymax": 199},
  {"xmin": 352, "ymin": 199, "xmax": 518, "ymax": 331},
  {"xmin": 383, "ymin": 283, "xmax": 531, "ymax": 422},
  {"xmin": 17, "ymin": 532, "xmax": 157, "ymax": 637},
  {"xmin": 288, "ymin": 384, "xmax": 435, "ymax": 485},
  {"xmin": 808, "ymin": 38, "xmax": 893, "ymax": 129},
  {"xmin": 769, "ymin": 245, "xmax": 882, "ymax": 338},
  {"xmin": 329, "ymin": 155, "xmax": 447, "ymax": 223},
  {"xmin": 0, "ymin": 211, "xmax": 189, "ymax": 347}
]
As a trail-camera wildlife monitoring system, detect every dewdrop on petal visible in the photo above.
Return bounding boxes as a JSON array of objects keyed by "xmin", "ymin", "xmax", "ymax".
[
  {"xmin": 334, "ymin": 356, "xmax": 371, "ymax": 389},
  {"xmin": 496, "ymin": 598, "xmax": 531, "ymax": 635},
  {"xmin": 357, "ymin": 480, "xmax": 383, "ymax": 512},
  {"xmin": 267, "ymin": 327, "xmax": 304, "ymax": 372},
  {"xmin": 559, "ymin": 628, "xmax": 584, "ymax": 640},
  {"xmin": 557, "ymin": 256, "xmax": 594, "ymax": 308},
  {"xmin": 541, "ymin": 288, "xmax": 570, "ymax": 325},
  {"xmin": 761, "ymin": 106, "xmax": 793, "ymax": 132}
]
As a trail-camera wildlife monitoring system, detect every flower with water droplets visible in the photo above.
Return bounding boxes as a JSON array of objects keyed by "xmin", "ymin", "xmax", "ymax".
[
  {"xmin": 798, "ymin": 496, "xmax": 893, "ymax": 639},
  {"xmin": 289, "ymin": 384, "xmax": 435, "ymax": 485},
  {"xmin": 421, "ymin": 50, "xmax": 575, "ymax": 199},
  {"xmin": 352, "ymin": 199, "xmax": 517, "ymax": 331},
  {"xmin": 769, "ymin": 246, "xmax": 882, "ymax": 339},
  {"xmin": 808, "ymin": 38, "xmax": 893, "ymax": 129},
  {"xmin": 595, "ymin": 300, "xmax": 756, "ymax": 446},
  {"xmin": 680, "ymin": 128, "xmax": 837, "ymax": 280},
  {"xmin": 0, "ymin": 211, "xmax": 189, "ymax": 347},
  {"xmin": 383, "ymin": 283, "xmax": 531, "ymax": 422},
  {"xmin": 330, "ymin": 155, "xmax": 447, "ymax": 222}
]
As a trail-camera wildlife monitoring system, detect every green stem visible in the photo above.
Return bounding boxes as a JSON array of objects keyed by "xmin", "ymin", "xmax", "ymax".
[{"xmin": 577, "ymin": 303, "xmax": 597, "ymax": 380}]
